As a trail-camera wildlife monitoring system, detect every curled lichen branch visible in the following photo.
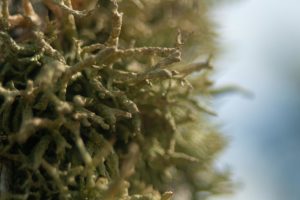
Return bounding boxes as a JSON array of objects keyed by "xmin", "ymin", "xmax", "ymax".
[
  {"xmin": 0, "ymin": 0, "xmax": 9, "ymax": 29},
  {"xmin": 9, "ymin": 117, "xmax": 62, "ymax": 144},
  {"xmin": 0, "ymin": 31, "xmax": 37, "ymax": 55},
  {"xmin": 105, "ymin": 0, "xmax": 123, "ymax": 47},
  {"xmin": 116, "ymin": 47, "xmax": 179, "ymax": 58},
  {"xmin": 50, "ymin": 0, "xmax": 93, "ymax": 17},
  {"xmin": 177, "ymin": 61, "xmax": 212, "ymax": 77}
]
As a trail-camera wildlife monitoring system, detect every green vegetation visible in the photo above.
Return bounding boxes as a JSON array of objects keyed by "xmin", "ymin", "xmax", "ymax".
[{"xmin": 0, "ymin": 0, "xmax": 232, "ymax": 199}]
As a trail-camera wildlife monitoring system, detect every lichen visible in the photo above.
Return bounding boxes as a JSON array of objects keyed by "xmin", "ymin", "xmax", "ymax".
[{"xmin": 0, "ymin": 0, "xmax": 232, "ymax": 199}]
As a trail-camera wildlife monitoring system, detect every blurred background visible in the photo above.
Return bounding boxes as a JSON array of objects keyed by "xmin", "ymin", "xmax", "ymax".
[{"xmin": 210, "ymin": 0, "xmax": 300, "ymax": 200}]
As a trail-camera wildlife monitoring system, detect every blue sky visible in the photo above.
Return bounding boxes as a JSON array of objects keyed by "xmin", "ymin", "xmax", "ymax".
[{"xmin": 210, "ymin": 0, "xmax": 300, "ymax": 200}]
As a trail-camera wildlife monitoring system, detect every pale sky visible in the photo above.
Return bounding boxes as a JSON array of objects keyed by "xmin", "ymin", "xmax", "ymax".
[{"xmin": 210, "ymin": 0, "xmax": 300, "ymax": 200}]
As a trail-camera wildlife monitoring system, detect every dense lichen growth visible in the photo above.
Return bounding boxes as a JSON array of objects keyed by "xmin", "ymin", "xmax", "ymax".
[{"xmin": 0, "ymin": 0, "xmax": 232, "ymax": 199}]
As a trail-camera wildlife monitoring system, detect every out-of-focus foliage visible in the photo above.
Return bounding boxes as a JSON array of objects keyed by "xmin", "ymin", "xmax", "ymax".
[{"xmin": 0, "ymin": 0, "xmax": 232, "ymax": 199}]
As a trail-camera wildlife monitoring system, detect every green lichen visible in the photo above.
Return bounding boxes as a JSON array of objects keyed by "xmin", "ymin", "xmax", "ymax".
[{"xmin": 0, "ymin": 0, "xmax": 232, "ymax": 199}]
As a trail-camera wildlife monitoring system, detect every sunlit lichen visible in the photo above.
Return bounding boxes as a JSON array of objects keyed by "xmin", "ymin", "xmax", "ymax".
[{"xmin": 0, "ymin": 0, "xmax": 232, "ymax": 199}]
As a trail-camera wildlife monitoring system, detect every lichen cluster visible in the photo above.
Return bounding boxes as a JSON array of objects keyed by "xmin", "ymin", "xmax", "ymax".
[{"xmin": 0, "ymin": 0, "xmax": 232, "ymax": 199}]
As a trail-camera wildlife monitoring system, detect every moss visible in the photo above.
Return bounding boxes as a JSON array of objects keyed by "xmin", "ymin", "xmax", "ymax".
[{"xmin": 0, "ymin": 0, "xmax": 232, "ymax": 199}]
